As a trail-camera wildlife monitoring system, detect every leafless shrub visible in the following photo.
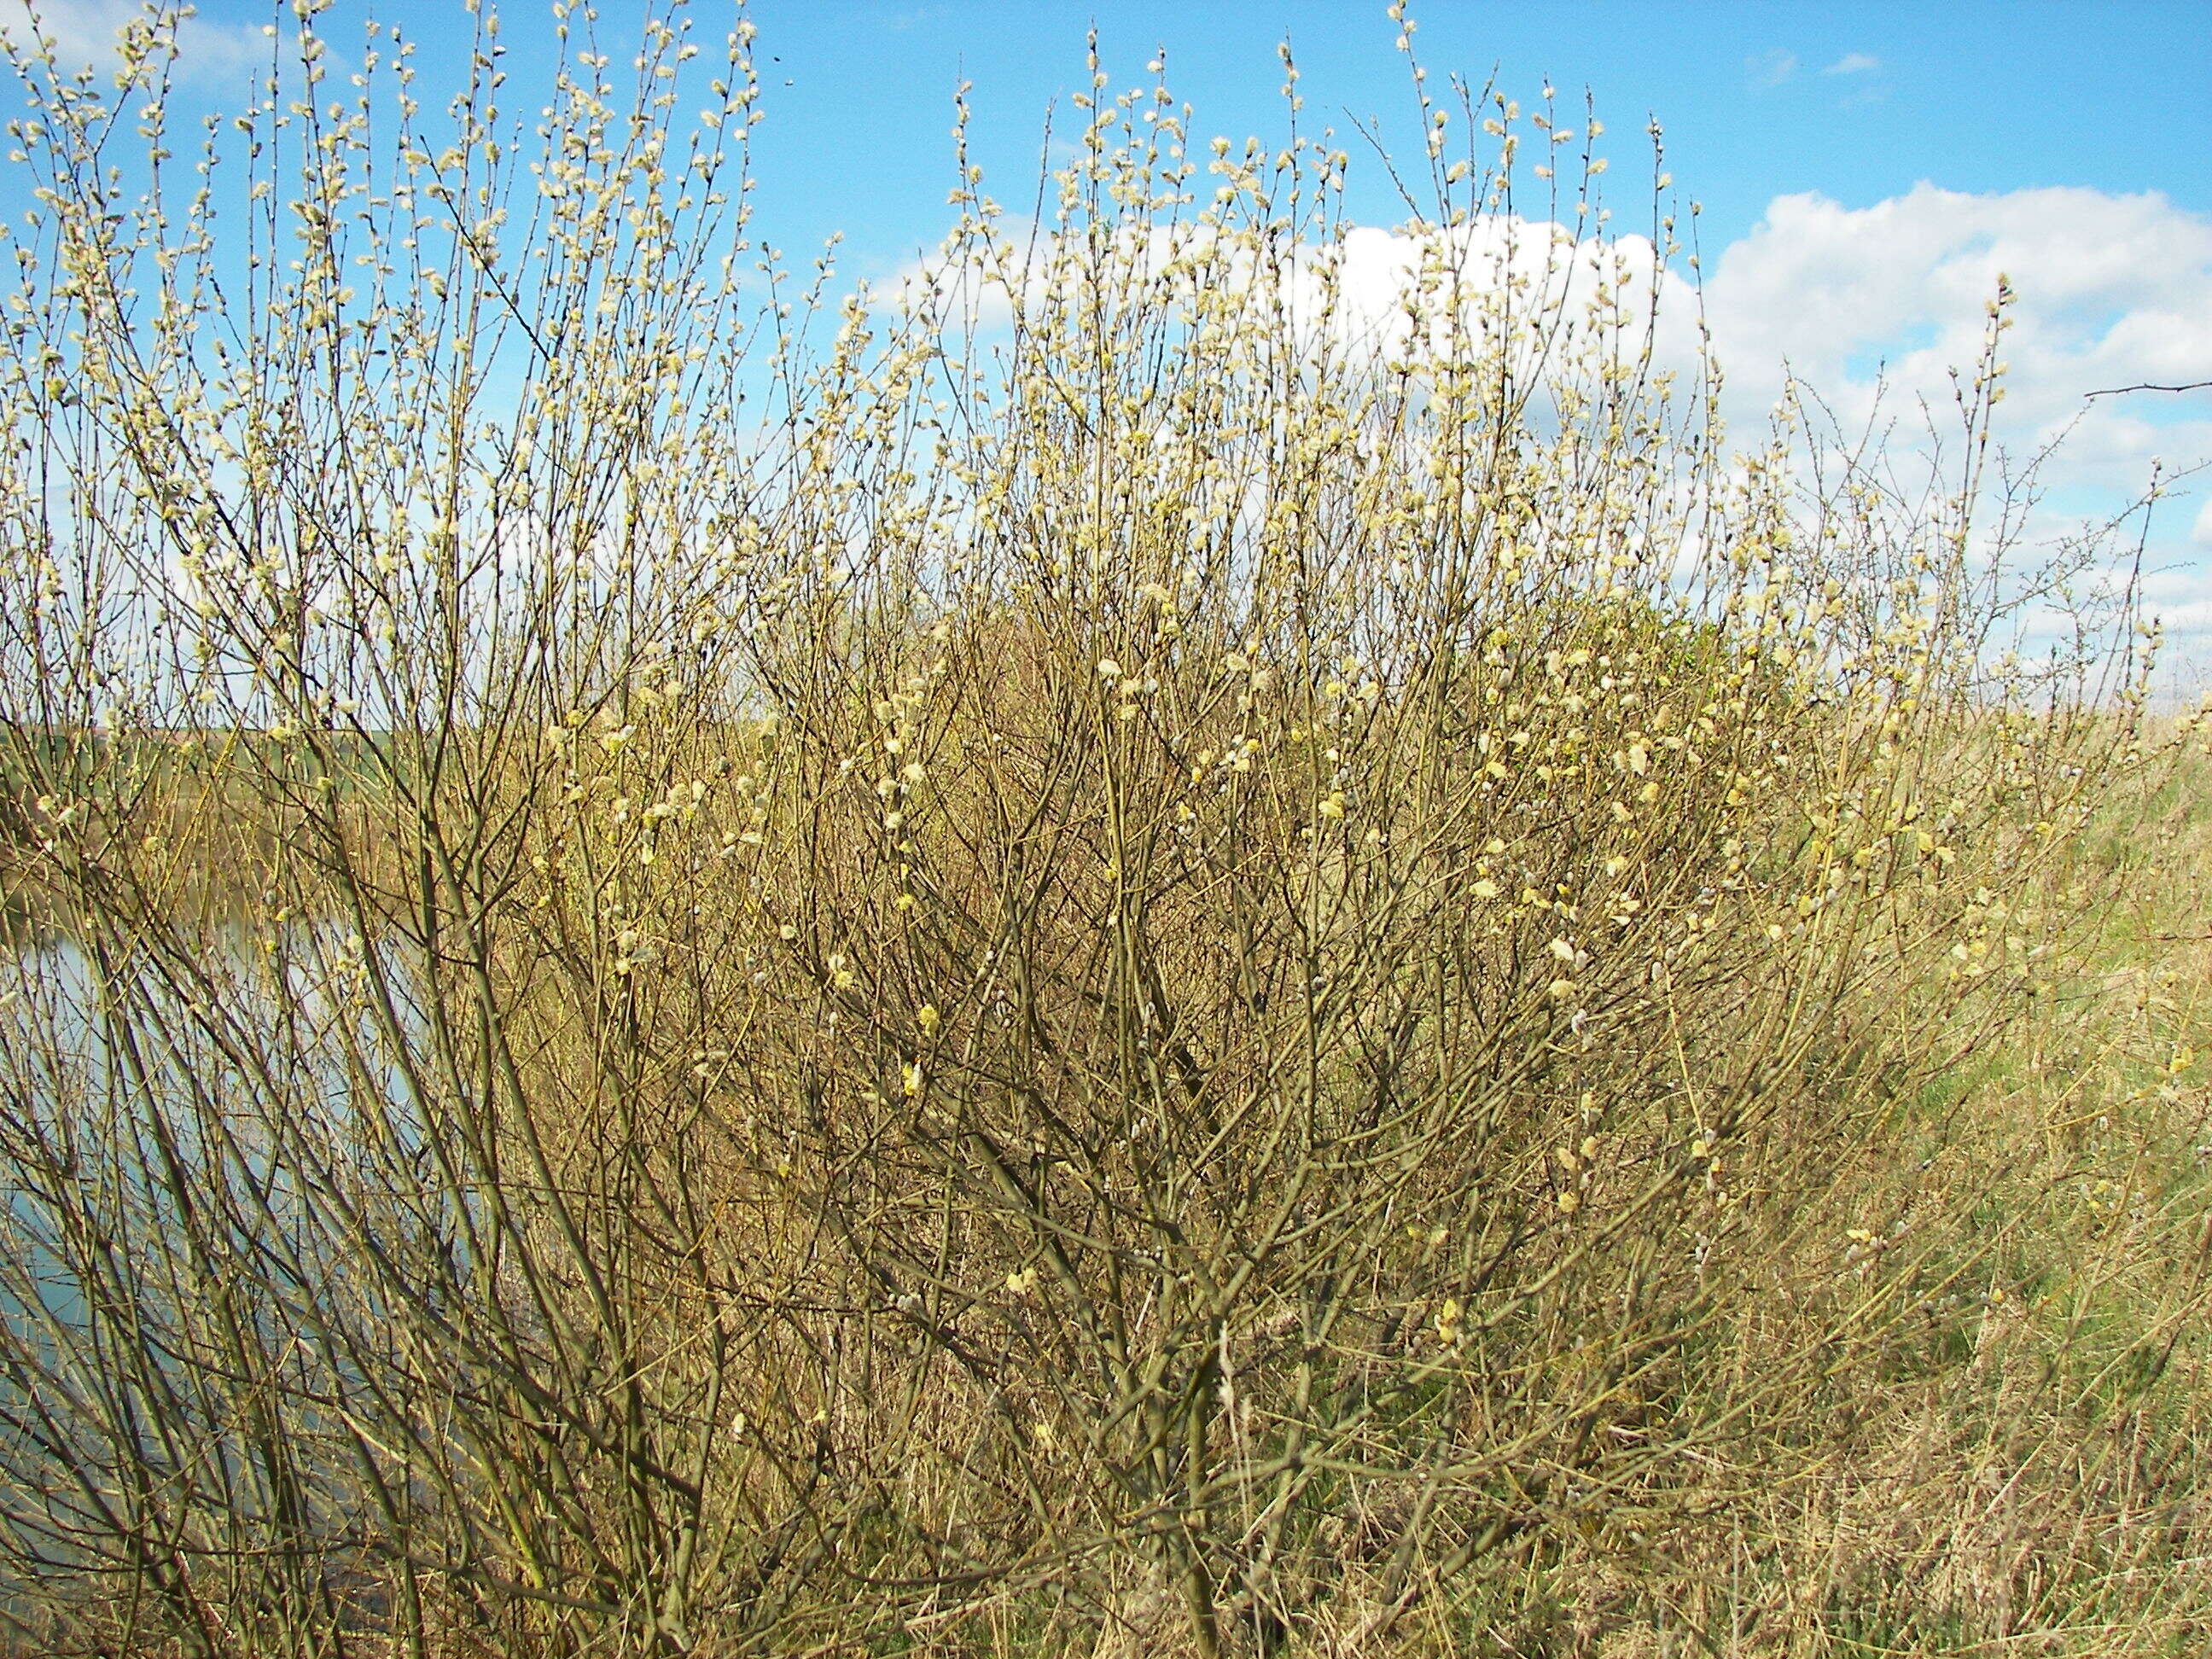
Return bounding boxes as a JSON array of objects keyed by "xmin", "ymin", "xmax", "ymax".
[{"xmin": 0, "ymin": 4, "xmax": 2201, "ymax": 1656}]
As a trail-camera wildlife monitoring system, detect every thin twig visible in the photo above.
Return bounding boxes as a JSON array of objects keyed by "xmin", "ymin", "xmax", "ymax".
[{"xmin": 2084, "ymin": 380, "xmax": 2212, "ymax": 399}]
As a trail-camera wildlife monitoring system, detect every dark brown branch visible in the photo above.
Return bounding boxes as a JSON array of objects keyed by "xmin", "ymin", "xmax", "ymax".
[{"xmin": 2083, "ymin": 380, "xmax": 2212, "ymax": 399}]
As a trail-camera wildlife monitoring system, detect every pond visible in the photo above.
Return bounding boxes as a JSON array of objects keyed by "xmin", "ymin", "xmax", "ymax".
[{"xmin": 0, "ymin": 911, "xmax": 480, "ymax": 1596}]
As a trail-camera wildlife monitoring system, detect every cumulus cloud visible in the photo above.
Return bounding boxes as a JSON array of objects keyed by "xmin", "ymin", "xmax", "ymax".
[
  {"xmin": 1823, "ymin": 53, "xmax": 1882, "ymax": 76},
  {"xmin": 892, "ymin": 211, "xmax": 1701, "ymax": 386},
  {"xmin": 0, "ymin": 0, "xmax": 265, "ymax": 86},
  {"xmin": 1695, "ymin": 183, "xmax": 2212, "ymax": 669},
  {"xmin": 1700, "ymin": 183, "xmax": 2212, "ymax": 475},
  {"xmin": 917, "ymin": 183, "xmax": 2210, "ymax": 490},
  {"xmin": 888, "ymin": 178, "xmax": 2212, "ymax": 673}
]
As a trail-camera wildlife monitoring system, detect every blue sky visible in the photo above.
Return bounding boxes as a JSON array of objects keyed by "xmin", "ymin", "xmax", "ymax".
[
  {"xmin": 8, "ymin": 0, "xmax": 2212, "ymax": 674},
  {"xmin": 719, "ymin": 1, "xmax": 2212, "ymax": 286},
  {"xmin": 17, "ymin": 0, "xmax": 2203, "ymax": 296}
]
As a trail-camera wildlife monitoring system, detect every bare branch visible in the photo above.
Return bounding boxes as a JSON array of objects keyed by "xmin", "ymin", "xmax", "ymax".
[{"xmin": 2084, "ymin": 379, "xmax": 2212, "ymax": 399}]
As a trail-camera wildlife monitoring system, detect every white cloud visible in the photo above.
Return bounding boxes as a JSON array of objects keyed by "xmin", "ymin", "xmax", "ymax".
[
  {"xmin": 889, "ymin": 179, "xmax": 2212, "ymax": 672},
  {"xmin": 1580, "ymin": 174, "xmax": 2212, "ymax": 647},
  {"xmin": 891, "ymin": 212, "xmax": 1702, "ymax": 386},
  {"xmin": 939, "ymin": 182, "xmax": 2212, "ymax": 509},
  {"xmin": 0, "ymin": 1, "xmax": 265, "ymax": 87},
  {"xmin": 1701, "ymin": 183, "xmax": 2212, "ymax": 453},
  {"xmin": 1823, "ymin": 52, "xmax": 1882, "ymax": 76},
  {"xmin": 1696, "ymin": 183, "xmax": 2212, "ymax": 669},
  {"xmin": 1749, "ymin": 49, "xmax": 1798, "ymax": 88}
]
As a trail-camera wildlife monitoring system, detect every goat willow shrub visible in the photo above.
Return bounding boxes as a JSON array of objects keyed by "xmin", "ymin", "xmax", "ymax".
[{"xmin": 0, "ymin": 3, "xmax": 2196, "ymax": 1657}]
